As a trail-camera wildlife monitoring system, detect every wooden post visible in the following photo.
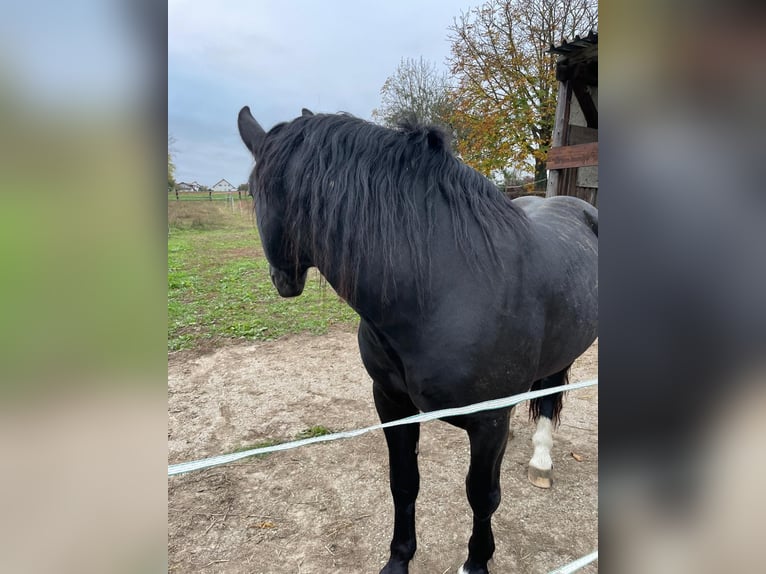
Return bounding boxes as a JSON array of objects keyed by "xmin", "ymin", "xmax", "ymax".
[{"xmin": 546, "ymin": 81, "xmax": 572, "ymax": 198}]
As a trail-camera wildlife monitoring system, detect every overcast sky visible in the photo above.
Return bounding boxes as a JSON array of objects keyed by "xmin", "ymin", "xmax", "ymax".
[{"xmin": 168, "ymin": 0, "xmax": 478, "ymax": 186}]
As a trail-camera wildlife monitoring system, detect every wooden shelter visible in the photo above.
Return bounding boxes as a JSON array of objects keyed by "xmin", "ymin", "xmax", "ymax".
[{"xmin": 546, "ymin": 31, "xmax": 598, "ymax": 206}]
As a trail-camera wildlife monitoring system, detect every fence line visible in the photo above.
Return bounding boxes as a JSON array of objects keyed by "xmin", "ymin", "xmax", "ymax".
[
  {"xmin": 169, "ymin": 378, "xmax": 597, "ymax": 477},
  {"xmin": 169, "ymin": 190, "xmax": 250, "ymax": 200},
  {"xmin": 169, "ymin": 378, "xmax": 599, "ymax": 572},
  {"xmin": 548, "ymin": 550, "xmax": 598, "ymax": 573}
]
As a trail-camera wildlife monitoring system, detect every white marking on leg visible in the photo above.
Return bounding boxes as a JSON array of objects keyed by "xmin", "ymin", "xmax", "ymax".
[
  {"xmin": 457, "ymin": 566, "xmax": 467, "ymax": 574},
  {"xmin": 529, "ymin": 416, "xmax": 554, "ymax": 472}
]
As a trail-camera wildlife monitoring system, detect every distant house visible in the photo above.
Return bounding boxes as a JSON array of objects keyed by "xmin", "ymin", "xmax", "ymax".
[
  {"xmin": 176, "ymin": 181, "xmax": 201, "ymax": 192},
  {"xmin": 211, "ymin": 179, "xmax": 235, "ymax": 192}
]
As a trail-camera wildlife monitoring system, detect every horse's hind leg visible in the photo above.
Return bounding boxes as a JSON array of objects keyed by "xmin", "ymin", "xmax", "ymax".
[
  {"xmin": 527, "ymin": 367, "xmax": 570, "ymax": 488},
  {"xmin": 458, "ymin": 410, "xmax": 511, "ymax": 574},
  {"xmin": 374, "ymin": 385, "xmax": 420, "ymax": 574}
]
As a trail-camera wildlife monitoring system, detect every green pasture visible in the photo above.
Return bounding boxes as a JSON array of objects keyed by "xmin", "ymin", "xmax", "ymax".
[{"xmin": 168, "ymin": 200, "xmax": 359, "ymax": 352}]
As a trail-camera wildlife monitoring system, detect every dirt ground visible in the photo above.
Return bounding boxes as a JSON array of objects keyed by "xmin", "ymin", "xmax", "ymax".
[{"xmin": 168, "ymin": 331, "xmax": 598, "ymax": 573}]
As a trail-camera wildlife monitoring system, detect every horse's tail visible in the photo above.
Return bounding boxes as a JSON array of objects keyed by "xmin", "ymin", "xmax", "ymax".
[{"xmin": 528, "ymin": 367, "xmax": 570, "ymax": 427}]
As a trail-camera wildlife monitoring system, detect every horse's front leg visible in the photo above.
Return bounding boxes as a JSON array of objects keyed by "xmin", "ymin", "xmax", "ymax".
[
  {"xmin": 374, "ymin": 385, "xmax": 420, "ymax": 574},
  {"xmin": 459, "ymin": 410, "xmax": 511, "ymax": 574}
]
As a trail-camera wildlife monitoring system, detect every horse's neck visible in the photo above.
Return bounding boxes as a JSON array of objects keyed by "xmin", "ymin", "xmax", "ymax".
[{"xmin": 316, "ymin": 260, "xmax": 420, "ymax": 327}]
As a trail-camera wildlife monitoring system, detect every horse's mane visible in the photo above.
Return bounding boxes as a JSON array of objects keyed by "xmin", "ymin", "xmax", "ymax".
[{"xmin": 252, "ymin": 112, "xmax": 528, "ymax": 306}]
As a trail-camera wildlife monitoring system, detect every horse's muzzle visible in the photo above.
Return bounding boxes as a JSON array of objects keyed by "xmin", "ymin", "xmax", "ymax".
[{"xmin": 269, "ymin": 266, "xmax": 307, "ymax": 298}]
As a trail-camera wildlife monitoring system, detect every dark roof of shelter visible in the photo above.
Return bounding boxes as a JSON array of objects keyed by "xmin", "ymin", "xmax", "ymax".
[
  {"xmin": 549, "ymin": 30, "xmax": 597, "ymax": 85},
  {"xmin": 549, "ymin": 30, "xmax": 598, "ymax": 56}
]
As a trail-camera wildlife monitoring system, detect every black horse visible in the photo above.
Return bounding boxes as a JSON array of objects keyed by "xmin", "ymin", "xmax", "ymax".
[{"xmin": 238, "ymin": 106, "xmax": 597, "ymax": 574}]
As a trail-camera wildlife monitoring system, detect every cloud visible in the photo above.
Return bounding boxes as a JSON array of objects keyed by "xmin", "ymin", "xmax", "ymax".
[{"xmin": 169, "ymin": 0, "xmax": 475, "ymax": 183}]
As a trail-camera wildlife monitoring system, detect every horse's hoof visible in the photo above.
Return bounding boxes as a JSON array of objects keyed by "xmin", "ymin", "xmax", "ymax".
[
  {"xmin": 457, "ymin": 564, "xmax": 490, "ymax": 574},
  {"xmin": 379, "ymin": 559, "xmax": 409, "ymax": 574},
  {"xmin": 528, "ymin": 465, "xmax": 553, "ymax": 488}
]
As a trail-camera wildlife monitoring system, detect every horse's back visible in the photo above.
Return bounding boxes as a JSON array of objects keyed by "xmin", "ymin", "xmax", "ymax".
[
  {"xmin": 513, "ymin": 195, "xmax": 597, "ymax": 237},
  {"xmin": 511, "ymin": 196, "xmax": 598, "ymax": 376}
]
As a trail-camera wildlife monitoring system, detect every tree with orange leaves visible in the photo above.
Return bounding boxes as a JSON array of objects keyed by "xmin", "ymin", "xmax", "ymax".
[{"xmin": 448, "ymin": 0, "xmax": 597, "ymax": 187}]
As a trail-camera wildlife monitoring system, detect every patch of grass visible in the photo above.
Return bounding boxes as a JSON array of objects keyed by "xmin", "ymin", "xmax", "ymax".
[
  {"xmin": 168, "ymin": 200, "xmax": 253, "ymax": 231},
  {"xmin": 229, "ymin": 426, "xmax": 334, "ymax": 463},
  {"xmin": 230, "ymin": 439, "xmax": 280, "ymax": 460},
  {"xmin": 296, "ymin": 425, "xmax": 333, "ymax": 439},
  {"xmin": 168, "ymin": 203, "xmax": 359, "ymax": 352}
]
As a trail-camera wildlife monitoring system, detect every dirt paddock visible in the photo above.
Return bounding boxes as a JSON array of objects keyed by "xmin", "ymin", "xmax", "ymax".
[{"xmin": 168, "ymin": 331, "xmax": 598, "ymax": 573}]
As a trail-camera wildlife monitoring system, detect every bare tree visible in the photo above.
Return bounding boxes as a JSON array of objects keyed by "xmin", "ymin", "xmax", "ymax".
[
  {"xmin": 372, "ymin": 57, "xmax": 453, "ymax": 128},
  {"xmin": 448, "ymin": 0, "xmax": 597, "ymax": 185}
]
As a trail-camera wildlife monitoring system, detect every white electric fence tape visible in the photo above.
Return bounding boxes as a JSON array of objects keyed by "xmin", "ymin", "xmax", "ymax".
[
  {"xmin": 547, "ymin": 550, "xmax": 598, "ymax": 573},
  {"xmin": 169, "ymin": 378, "xmax": 597, "ymax": 476}
]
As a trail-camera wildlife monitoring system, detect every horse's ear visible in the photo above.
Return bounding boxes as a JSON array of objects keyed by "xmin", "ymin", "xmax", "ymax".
[
  {"xmin": 301, "ymin": 108, "xmax": 314, "ymax": 117},
  {"xmin": 238, "ymin": 106, "xmax": 266, "ymax": 155}
]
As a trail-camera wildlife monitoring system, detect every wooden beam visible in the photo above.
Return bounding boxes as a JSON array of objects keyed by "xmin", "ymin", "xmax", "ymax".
[
  {"xmin": 546, "ymin": 81, "xmax": 572, "ymax": 198},
  {"xmin": 546, "ymin": 142, "xmax": 599, "ymax": 170},
  {"xmin": 555, "ymin": 45, "xmax": 598, "ymax": 82},
  {"xmin": 556, "ymin": 44, "xmax": 598, "ymax": 68},
  {"xmin": 572, "ymin": 81, "xmax": 598, "ymax": 129}
]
